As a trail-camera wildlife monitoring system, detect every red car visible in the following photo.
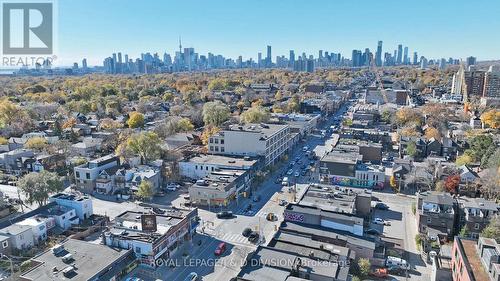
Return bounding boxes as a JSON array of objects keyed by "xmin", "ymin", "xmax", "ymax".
[{"xmin": 214, "ymin": 242, "xmax": 226, "ymax": 256}]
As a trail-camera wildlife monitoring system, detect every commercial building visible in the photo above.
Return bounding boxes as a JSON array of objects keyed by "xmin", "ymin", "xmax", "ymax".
[
  {"xmin": 451, "ymin": 237, "xmax": 495, "ymax": 281},
  {"xmin": 19, "ymin": 239, "xmax": 135, "ymax": 281},
  {"xmin": 284, "ymin": 203, "xmax": 364, "ymax": 236},
  {"xmin": 189, "ymin": 169, "xmax": 251, "ymax": 207},
  {"xmin": 209, "ymin": 123, "xmax": 291, "ymax": 166},
  {"xmin": 319, "ymin": 150, "xmax": 385, "ymax": 189},
  {"xmin": 103, "ymin": 208, "xmax": 198, "ymax": 267},
  {"xmin": 179, "ymin": 154, "xmax": 258, "ymax": 180}
]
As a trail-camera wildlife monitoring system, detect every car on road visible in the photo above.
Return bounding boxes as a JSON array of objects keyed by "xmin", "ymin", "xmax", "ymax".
[
  {"xmin": 374, "ymin": 203, "xmax": 389, "ymax": 210},
  {"xmin": 295, "ymin": 156, "xmax": 300, "ymax": 161},
  {"xmin": 289, "ymin": 161, "xmax": 295, "ymax": 167},
  {"xmin": 275, "ymin": 177, "xmax": 282, "ymax": 184},
  {"xmin": 242, "ymin": 228, "xmax": 252, "ymax": 237},
  {"xmin": 214, "ymin": 242, "xmax": 226, "ymax": 256},
  {"xmin": 152, "ymin": 207, "xmax": 165, "ymax": 214},
  {"xmin": 184, "ymin": 272, "xmax": 198, "ymax": 281},
  {"xmin": 248, "ymin": 231, "xmax": 260, "ymax": 243},
  {"xmin": 287, "ymin": 169, "xmax": 294, "ymax": 175},
  {"xmin": 300, "ymin": 170, "xmax": 307, "ymax": 176},
  {"xmin": 294, "ymin": 171, "xmax": 300, "ymax": 177},
  {"xmin": 253, "ymin": 195, "xmax": 261, "ymax": 202},
  {"xmin": 266, "ymin": 212, "xmax": 277, "ymax": 221},
  {"xmin": 165, "ymin": 183, "xmax": 180, "ymax": 191},
  {"xmin": 216, "ymin": 211, "xmax": 233, "ymax": 219},
  {"xmin": 365, "ymin": 228, "xmax": 381, "ymax": 235},
  {"xmin": 373, "ymin": 218, "xmax": 391, "ymax": 226},
  {"xmin": 279, "ymin": 199, "xmax": 287, "ymax": 206},
  {"xmin": 302, "ymin": 146, "xmax": 309, "ymax": 152}
]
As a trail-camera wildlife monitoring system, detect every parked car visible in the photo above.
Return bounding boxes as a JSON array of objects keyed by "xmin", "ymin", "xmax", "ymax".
[
  {"xmin": 375, "ymin": 203, "xmax": 389, "ymax": 210},
  {"xmin": 214, "ymin": 242, "xmax": 226, "ymax": 255},
  {"xmin": 300, "ymin": 170, "xmax": 307, "ymax": 176},
  {"xmin": 294, "ymin": 171, "xmax": 300, "ymax": 177},
  {"xmin": 365, "ymin": 228, "xmax": 381, "ymax": 235},
  {"xmin": 216, "ymin": 211, "xmax": 233, "ymax": 219},
  {"xmin": 152, "ymin": 207, "xmax": 165, "ymax": 214},
  {"xmin": 253, "ymin": 195, "xmax": 261, "ymax": 202},
  {"xmin": 287, "ymin": 169, "xmax": 294, "ymax": 175},
  {"xmin": 373, "ymin": 218, "xmax": 391, "ymax": 225},
  {"xmin": 248, "ymin": 232, "xmax": 260, "ymax": 243},
  {"xmin": 242, "ymin": 228, "xmax": 252, "ymax": 237},
  {"xmin": 278, "ymin": 199, "xmax": 287, "ymax": 206},
  {"xmin": 165, "ymin": 183, "xmax": 179, "ymax": 191},
  {"xmin": 244, "ymin": 204, "xmax": 252, "ymax": 212}
]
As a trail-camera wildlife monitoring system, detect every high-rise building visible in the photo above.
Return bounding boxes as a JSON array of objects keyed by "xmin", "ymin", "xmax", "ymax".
[
  {"xmin": 483, "ymin": 65, "xmax": 500, "ymax": 98},
  {"xmin": 306, "ymin": 58, "xmax": 314, "ymax": 73},
  {"xmin": 462, "ymin": 68, "xmax": 486, "ymax": 102},
  {"xmin": 289, "ymin": 50, "xmax": 295, "ymax": 69},
  {"xmin": 82, "ymin": 58, "xmax": 87, "ymax": 70},
  {"xmin": 376, "ymin": 41, "xmax": 383, "ymax": 67},
  {"xmin": 466, "ymin": 56, "xmax": 476, "ymax": 68},
  {"xmin": 420, "ymin": 57, "xmax": 428, "ymax": 69},
  {"xmin": 403, "ymin": 47, "xmax": 408, "ymax": 65},
  {"xmin": 266, "ymin": 45, "xmax": 272, "ymax": 67},
  {"xmin": 258, "ymin": 52, "xmax": 262, "ymax": 68},
  {"xmin": 351, "ymin": 50, "xmax": 362, "ymax": 67},
  {"xmin": 439, "ymin": 58, "xmax": 446, "ymax": 70},
  {"xmin": 413, "ymin": 52, "xmax": 418, "ymax": 65},
  {"xmin": 396, "ymin": 44, "xmax": 403, "ymax": 64}
]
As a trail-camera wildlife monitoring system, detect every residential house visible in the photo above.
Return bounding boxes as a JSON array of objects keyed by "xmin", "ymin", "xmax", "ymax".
[
  {"xmin": 50, "ymin": 193, "xmax": 93, "ymax": 220},
  {"xmin": 73, "ymin": 154, "xmax": 119, "ymax": 193},
  {"xmin": 0, "ymin": 224, "xmax": 35, "ymax": 251},
  {"xmin": 416, "ymin": 191, "xmax": 458, "ymax": 240},
  {"xmin": 0, "ymin": 149, "xmax": 34, "ymax": 175},
  {"xmin": 459, "ymin": 197, "xmax": 499, "ymax": 239}
]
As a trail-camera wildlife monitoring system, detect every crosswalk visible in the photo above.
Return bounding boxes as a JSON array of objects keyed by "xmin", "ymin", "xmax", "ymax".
[{"xmin": 219, "ymin": 232, "xmax": 252, "ymax": 245}]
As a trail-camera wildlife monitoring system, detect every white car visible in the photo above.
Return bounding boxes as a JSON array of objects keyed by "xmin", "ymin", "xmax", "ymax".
[
  {"xmin": 287, "ymin": 169, "xmax": 294, "ymax": 175},
  {"xmin": 373, "ymin": 218, "xmax": 391, "ymax": 226},
  {"xmin": 165, "ymin": 183, "xmax": 180, "ymax": 191},
  {"xmin": 294, "ymin": 171, "xmax": 300, "ymax": 177}
]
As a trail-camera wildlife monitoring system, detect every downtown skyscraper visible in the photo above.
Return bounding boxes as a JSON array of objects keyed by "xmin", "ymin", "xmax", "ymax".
[{"xmin": 375, "ymin": 41, "xmax": 383, "ymax": 67}]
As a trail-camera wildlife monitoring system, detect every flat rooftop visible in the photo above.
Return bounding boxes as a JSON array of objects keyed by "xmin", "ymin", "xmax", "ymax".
[
  {"xmin": 227, "ymin": 123, "xmax": 288, "ymax": 138},
  {"xmin": 183, "ymin": 154, "xmax": 257, "ymax": 168},
  {"xmin": 20, "ymin": 239, "xmax": 132, "ymax": 281},
  {"xmin": 460, "ymin": 238, "xmax": 490, "ymax": 281},
  {"xmin": 298, "ymin": 185, "xmax": 357, "ymax": 214}
]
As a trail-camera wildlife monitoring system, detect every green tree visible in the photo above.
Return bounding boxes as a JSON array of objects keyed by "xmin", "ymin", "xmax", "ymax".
[
  {"xmin": 381, "ymin": 110, "xmax": 393, "ymax": 123},
  {"xmin": 459, "ymin": 225, "xmax": 470, "ymax": 238},
  {"xmin": 406, "ymin": 141, "xmax": 418, "ymax": 157},
  {"xmin": 17, "ymin": 171, "xmax": 63, "ymax": 206},
  {"xmin": 202, "ymin": 101, "xmax": 230, "ymax": 126},
  {"xmin": 358, "ymin": 258, "xmax": 371, "ymax": 277},
  {"xmin": 126, "ymin": 132, "xmax": 162, "ymax": 164},
  {"xmin": 481, "ymin": 216, "xmax": 500, "ymax": 242},
  {"xmin": 240, "ymin": 106, "xmax": 271, "ymax": 124},
  {"xmin": 136, "ymin": 181, "xmax": 154, "ymax": 201},
  {"xmin": 24, "ymin": 137, "xmax": 48, "ymax": 151},
  {"xmin": 127, "ymin": 111, "xmax": 144, "ymax": 128},
  {"xmin": 177, "ymin": 118, "xmax": 195, "ymax": 132}
]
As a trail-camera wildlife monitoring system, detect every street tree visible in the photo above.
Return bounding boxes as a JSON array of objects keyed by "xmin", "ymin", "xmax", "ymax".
[
  {"xmin": 136, "ymin": 181, "xmax": 154, "ymax": 201},
  {"xmin": 17, "ymin": 171, "xmax": 64, "ymax": 206}
]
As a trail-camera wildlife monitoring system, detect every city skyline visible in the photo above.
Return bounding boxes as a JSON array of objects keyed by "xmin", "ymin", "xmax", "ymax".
[{"xmin": 55, "ymin": 0, "xmax": 500, "ymax": 66}]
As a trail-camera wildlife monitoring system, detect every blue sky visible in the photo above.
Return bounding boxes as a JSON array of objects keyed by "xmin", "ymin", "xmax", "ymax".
[{"xmin": 57, "ymin": 0, "xmax": 500, "ymax": 66}]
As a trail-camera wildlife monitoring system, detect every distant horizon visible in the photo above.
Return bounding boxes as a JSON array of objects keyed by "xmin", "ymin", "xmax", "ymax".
[{"xmin": 52, "ymin": 0, "xmax": 500, "ymax": 66}]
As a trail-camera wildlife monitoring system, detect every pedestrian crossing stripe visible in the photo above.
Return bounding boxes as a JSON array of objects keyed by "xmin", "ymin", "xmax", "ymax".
[{"xmin": 220, "ymin": 233, "xmax": 250, "ymax": 244}]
